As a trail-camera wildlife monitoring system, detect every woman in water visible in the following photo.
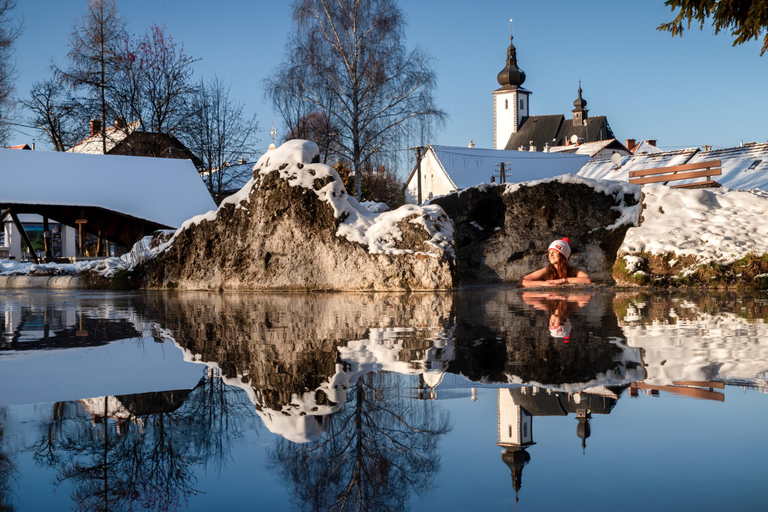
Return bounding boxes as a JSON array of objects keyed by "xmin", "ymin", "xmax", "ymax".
[{"xmin": 519, "ymin": 237, "xmax": 591, "ymax": 287}]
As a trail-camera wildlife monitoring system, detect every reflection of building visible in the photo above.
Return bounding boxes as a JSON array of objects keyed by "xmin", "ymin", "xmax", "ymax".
[
  {"xmin": 497, "ymin": 388, "xmax": 535, "ymax": 503},
  {"xmin": 496, "ymin": 386, "xmax": 623, "ymax": 500}
]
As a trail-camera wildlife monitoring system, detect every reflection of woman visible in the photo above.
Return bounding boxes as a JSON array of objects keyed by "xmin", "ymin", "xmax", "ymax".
[
  {"xmin": 521, "ymin": 292, "xmax": 592, "ymax": 343},
  {"xmin": 519, "ymin": 238, "xmax": 591, "ymax": 288}
]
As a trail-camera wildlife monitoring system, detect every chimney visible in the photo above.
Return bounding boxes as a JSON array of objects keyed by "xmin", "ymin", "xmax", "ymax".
[
  {"xmin": 90, "ymin": 119, "xmax": 102, "ymax": 137},
  {"xmin": 114, "ymin": 117, "xmax": 126, "ymax": 129},
  {"xmin": 646, "ymin": 139, "xmax": 657, "ymax": 147},
  {"xmin": 625, "ymin": 139, "xmax": 636, "ymax": 152},
  {"xmin": 468, "ymin": 140, "xmax": 475, "ymax": 148}
]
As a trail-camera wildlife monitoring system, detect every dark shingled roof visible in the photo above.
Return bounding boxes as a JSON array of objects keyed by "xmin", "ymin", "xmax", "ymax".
[
  {"xmin": 505, "ymin": 115, "xmax": 615, "ymax": 152},
  {"xmin": 509, "ymin": 388, "xmax": 618, "ymax": 416}
]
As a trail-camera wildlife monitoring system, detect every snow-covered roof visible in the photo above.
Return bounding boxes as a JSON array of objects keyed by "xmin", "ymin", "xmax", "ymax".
[
  {"xmin": 427, "ymin": 145, "xmax": 590, "ymax": 189},
  {"xmin": 632, "ymin": 140, "xmax": 663, "ymax": 155},
  {"xmin": 687, "ymin": 143, "xmax": 768, "ymax": 190},
  {"xmin": 578, "ymin": 143, "xmax": 768, "ymax": 191},
  {"xmin": 578, "ymin": 148, "xmax": 699, "ymax": 182},
  {"xmin": 0, "ymin": 148, "xmax": 216, "ymax": 228},
  {"xmin": 67, "ymin": 120, "xmax": 141, "ymax": 154},
  {"xmin": 547, "ymin": 139, "xmax": 627, "ymax": 157}
]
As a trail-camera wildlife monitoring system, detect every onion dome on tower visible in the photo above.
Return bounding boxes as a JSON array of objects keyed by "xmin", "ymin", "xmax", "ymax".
[{"xmin": 497, "ymin": 35, "xmax": 526, "ymax": 89}]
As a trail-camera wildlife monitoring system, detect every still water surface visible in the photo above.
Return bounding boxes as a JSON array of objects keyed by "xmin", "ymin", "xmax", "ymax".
[{"xmin": 1, "ymin": 288, "xmax": 767, "ymax": 511}]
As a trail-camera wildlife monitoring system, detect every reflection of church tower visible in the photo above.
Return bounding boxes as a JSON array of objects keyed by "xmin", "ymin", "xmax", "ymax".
[
  {"xmin": 576, "ymin": 410, "xmax": 592, "ymax": 453},
  {"xmin": 497, "ymin": 388, "xmax": 535, "ymax": 502},
  {"xmin": 493, "ymin": 33, "xmax": 531, "ymax": 149}
]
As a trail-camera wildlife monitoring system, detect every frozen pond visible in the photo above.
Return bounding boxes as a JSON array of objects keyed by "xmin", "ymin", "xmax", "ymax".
[{"xmin": 1, "ymin": 287, "xmax": 767, "ymax": 511}]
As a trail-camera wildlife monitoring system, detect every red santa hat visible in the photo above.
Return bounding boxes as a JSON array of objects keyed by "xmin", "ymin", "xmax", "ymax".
[{"xmin": 548, "ymin": 237, "xmax": 571, "ymax": 260}]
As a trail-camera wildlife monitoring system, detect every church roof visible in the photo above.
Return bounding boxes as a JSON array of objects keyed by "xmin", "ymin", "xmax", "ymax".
[{"xmin": 504, "ymin": 115, "xmax": 615, "ymax": 151}]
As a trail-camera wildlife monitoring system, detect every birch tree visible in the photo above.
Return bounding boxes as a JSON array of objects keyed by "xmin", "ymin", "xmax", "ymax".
[
  {"xmin": 0, "ymin": 0, "xmax": 21, "ymax": 145},
  {"xmin": 265, "ymin": 0, "xmax": 445, "ymax": 200}
]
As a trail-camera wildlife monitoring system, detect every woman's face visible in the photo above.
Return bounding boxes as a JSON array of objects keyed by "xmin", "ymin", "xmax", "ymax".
[{"xmin": 548, "ymin": 249, "xmax": 562, "ymax": 265}]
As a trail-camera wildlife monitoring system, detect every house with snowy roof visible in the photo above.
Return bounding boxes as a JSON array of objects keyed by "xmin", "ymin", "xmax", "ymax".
[
  {"xmin": 404, "ymin": 144, "xmax": 589, "ymax": 204},
  {"xmin": 578, "ymin": 142, "xmax": 768, "ymax": 191},
  {"xmin": 547, "ymin": 138, "xmax": 632, "ymax": 159},
  {"xmin": 492, "ymin": 35, "xmax": 618, "ymax": 152},
  {"xmin": 68, "ymin": 118, "xmax": 202, "ymax": 167},
  {"xmin": 1, "ymin": 149, "xmax": 215, "ymax": 262}
]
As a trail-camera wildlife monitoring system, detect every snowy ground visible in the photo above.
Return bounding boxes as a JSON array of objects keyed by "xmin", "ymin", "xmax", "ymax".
[{"xmin": 620, "ymin": 185, "xmax": 768, "ymax": 264}]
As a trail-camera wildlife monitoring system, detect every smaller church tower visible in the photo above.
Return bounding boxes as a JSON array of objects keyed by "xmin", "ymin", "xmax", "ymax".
[
  {"xmin": 572, "ymin": 82, "xmax": 589, "ymax": 126},
  {"xmin": 493, "ymin": 33, "xmax": 531, "ymax": 150}
]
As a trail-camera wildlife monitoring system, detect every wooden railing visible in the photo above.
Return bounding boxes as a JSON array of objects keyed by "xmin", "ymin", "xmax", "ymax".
[{"xmin": 628, "ymin": 159, "xmax": 722, "ymax": 188}]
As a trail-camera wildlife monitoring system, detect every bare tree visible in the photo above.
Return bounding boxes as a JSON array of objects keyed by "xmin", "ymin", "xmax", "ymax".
[
  {"xmin": 265, "ymin": 0, "xmax": 445, "ymax": 200},
  {"xmin": 22, "ymin": 78, "xmax": 84, "ymax": 151},
  {"xmin": 183, "ymin": 75, "xmax": 259, "ymax": 197},
  {"xmin": 0, "ymin": 0, "xmax": 21, "ymax": 145},
  {"xmin": 109, "ymin": 23, "xmax": 198, "ymax": 156},
  {"xmin": 56, "ymin": 0, "xmax": 125, "ymax": 154},
  {"xmin": 285, "ymin": 110, "xmax": 342, "ymax": 164}
]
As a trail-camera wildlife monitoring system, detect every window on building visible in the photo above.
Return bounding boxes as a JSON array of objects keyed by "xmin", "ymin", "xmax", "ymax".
[
  {"xmin": 746, "ymin": 159, "xmax": 762, "ymax": 171},
  {"xmin": 505, "ymin": 99, "xmax": 508, "ymax": 110},
  {"xmin": 520, "ymin": 99, "xmax": 524, "ymax": 110}
]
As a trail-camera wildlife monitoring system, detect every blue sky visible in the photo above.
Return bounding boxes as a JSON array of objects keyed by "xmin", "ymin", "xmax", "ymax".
[{"xmin": 7, "ymin": 0, "xmax": 768, "ymax": 164}]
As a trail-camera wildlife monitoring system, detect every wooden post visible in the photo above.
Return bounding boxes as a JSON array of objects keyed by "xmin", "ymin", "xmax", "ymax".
[
  {"xmin": 43, "ymin": 216, "xmax": 52, "ymax": 262},
  {"xmin": 9, "ymin": 211, "xmax": 40, "ymax": 263},
  {"xmin": 76, "ymin": 219, "xmax": 88, "ymax": 258}
]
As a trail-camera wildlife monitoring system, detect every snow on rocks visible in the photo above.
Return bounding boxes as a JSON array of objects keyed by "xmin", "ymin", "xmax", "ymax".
[
  {"xmin": 616, "ymin": 186, "xmax": 768, "ymax": 287},
  {"xmin": 139, "ymin": 140, "xmax": 457, "ymax": 291}
]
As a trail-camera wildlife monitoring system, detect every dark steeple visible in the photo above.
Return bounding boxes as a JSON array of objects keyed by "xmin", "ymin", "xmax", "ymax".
[
  {"xmin": 572, "ymin": 81, "xmax": 589, "ymax": 126},
  {"xmin": 497, "ymin": 35, "xmax": 526, "ymax": 89},
  {"xmin": 502, "ymin": 447, "xmax": 531, "ymax": 503}
]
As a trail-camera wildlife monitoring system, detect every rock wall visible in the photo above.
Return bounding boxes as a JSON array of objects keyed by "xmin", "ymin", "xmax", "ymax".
[
  {"xmin": 140, "ymin": 140, "xmax": 457, "ymax": 291},
  {"xmin": 431, "ymin": 177, "xmax": 640, "ymax": 283}
]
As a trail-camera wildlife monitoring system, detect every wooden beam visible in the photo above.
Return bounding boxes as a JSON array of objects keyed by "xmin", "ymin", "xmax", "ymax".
[
  {"xmin": 628, "ymin": 160, "xmax": 722, "ymax": 178},
  {"xmin": 673, "ymin": 380, "xmax": 725, "ymax": 389},
  {"xmin": 630, "ymin": 381, "xmax": 724, "ymax": 402},
  {"xmin": 629, "ymin": 168, "xmax": 722, "ymax": 185},
  {"xmin": 9, "ymin": 211, "xmax": 40, "ymax": 263}
]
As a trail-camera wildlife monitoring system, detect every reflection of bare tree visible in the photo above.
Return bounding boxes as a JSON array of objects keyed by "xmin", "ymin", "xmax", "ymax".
[
  {"xmin": 29, "ymin": 374, "xmax": 255, "ymax": 511},
  {"xmin": 269, "ymin": 373, "xmax": 450, "ymax": 512},
  {"xmin": 0, "ymin": 409, "xmax": 18, "ymax": 512}
]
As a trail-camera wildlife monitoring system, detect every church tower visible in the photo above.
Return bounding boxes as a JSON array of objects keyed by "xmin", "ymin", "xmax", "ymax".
[{"xmin": 493, "ymin": 33, "xmax": 530, "ymax": 149}]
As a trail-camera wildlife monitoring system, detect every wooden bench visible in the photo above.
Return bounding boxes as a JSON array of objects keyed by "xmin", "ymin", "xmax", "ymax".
[{"xmin": 628, "ymin": 159, "xmax": 722, "ymax": 188}]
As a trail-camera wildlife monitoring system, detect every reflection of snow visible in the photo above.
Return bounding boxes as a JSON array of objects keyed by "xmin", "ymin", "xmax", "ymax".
[
  {"xmin": 175, "ymin": 326, "xmax": 455, "ymax": 443},
  {"xmin": 620, "ymin": 304, "xmax": 768, "ymax": 386}
]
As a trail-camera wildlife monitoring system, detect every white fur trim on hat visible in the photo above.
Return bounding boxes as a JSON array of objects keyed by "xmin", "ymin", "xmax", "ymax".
[
  {"xmin": 549, "ymin": 319, "xmax": 572, "ymax": 339},
  {"xmin": 548, "ymin": 238, "xmax": 571, "ymax": 260}
]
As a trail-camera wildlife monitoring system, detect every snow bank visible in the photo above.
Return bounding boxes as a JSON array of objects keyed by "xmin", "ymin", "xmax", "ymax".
[{"xmin": 620, "ymin": 186, "xmax": 768, "ymax": 264}]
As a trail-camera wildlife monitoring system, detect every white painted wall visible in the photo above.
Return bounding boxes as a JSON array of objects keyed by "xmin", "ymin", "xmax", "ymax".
[
  {"xmin": 497, "ymin": 388, "xmax": 534, "ymax": 446},
  {"xmin": 404, "ymin": 150, "xmax": 458, "ymax": 204},
  {"xmin": 494, "ymin": 90, "xmax": 518, "ymax": 150}
]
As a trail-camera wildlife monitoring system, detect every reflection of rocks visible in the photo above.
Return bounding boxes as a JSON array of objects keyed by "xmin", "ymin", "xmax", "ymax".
[
  {"xmin": 431, "ymin": 178, "xmax": 639, "ymax": 283},
  {"xmin": 141, "ymin": 140, "xmax": 457, "ymax": 291},
  {"xmin": 614, "ymin": 291, "xmax": 768, "ymax": 387},
  {"xmin": 451, "ymin": 289, "xmax": 643, "ymax": 388},
  {"xmin": 142, "ymin": 292, "xmax": 457, "ymax": 442}
]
